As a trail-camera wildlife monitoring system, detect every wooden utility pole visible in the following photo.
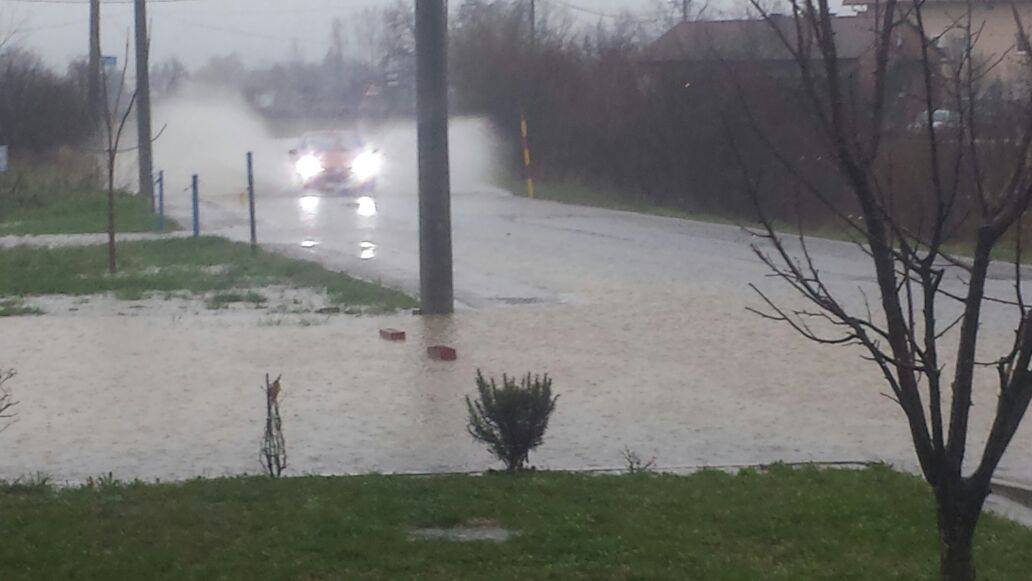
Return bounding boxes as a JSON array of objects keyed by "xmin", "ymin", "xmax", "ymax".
[
  {"xmin": 683, "ymin": 0, "xmax": 689, "ymax": 21},
  {"xmin": 88, "ymin": 0, "xmax": 102, "ymax": 123},
  {"xmin": 134, "ymin": 0, "xmax": 155, "ymax": 204},
  {"xmin": 529, "ymin": 0, "xmax": 536, "ymax": 47},
  {"xmin": 415, "ymin": 0, "xmax": 454, "ymax": 315}
]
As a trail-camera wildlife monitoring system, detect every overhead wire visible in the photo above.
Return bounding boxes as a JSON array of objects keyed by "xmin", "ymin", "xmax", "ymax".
[{"xmin": 541, "ymin": 0, "xmax": 663, "ymax": 23}]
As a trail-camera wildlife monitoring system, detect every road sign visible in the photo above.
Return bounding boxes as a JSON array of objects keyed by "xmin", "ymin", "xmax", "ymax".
[
  {"xmin": 0, "ymin": 146, "xmax": 8, "ymax": 172},
  {"xmin": 101, "ymin": 55, "xmax": 118, "ymax": 68}
]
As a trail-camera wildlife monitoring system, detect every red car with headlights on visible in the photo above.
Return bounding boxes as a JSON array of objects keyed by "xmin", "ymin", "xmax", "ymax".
[{"xmin": 289, "ymin": 130, "xmax": 384, "ymax": 194}]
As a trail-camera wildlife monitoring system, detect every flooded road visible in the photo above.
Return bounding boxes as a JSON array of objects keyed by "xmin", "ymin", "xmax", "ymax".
[{"xmin": 3, "ymin": 114, "xmax": 1032, "ymax": 486}]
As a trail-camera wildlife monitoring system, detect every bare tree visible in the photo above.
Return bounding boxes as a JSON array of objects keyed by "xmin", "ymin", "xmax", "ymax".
[
  {"xmin": 735, "ymin": 0, "xmax": 1032, "ymax": 578},
  {"xmin": 0, "ymin": 28, "xmax": 12, "ymax": 56},
  {"xmin": 260, "ymin": 374, "xmax": 287, "ymax": 478},
  {"xmin": 99, "ymin": 39, "xmax": 137, "ymax": 275},
  {"xmin": 0, "ymin": 369, "xmax": 18, "ymax": 432},
  {"xmin": 0, "ymin": 10, "xmax": 22, "ymax": 55},
  {"xmin": 651, "ymin": 0, "xmax": 711, "ymax": 27},
  {"xmin": 151, "ymin": 57, "xmax": 188, "ymax": 99}
]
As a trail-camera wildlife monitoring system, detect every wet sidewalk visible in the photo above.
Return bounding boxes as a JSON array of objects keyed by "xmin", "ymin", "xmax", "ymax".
[{"xmin": 0, "ymin": 231, "xmax": 192, "ymax": 249}]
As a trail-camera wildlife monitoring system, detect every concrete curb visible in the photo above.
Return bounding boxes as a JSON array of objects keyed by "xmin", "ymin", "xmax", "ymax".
[{"xmin": 992, "ymin": 478, "xmax": 1032, "ymax": 508}]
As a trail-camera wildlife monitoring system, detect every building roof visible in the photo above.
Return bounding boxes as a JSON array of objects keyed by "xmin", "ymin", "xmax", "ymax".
[
  {"xmin": 843, "ymin": 0, "xmax": 1027, "ymax": 4},
  {"xmin": 640, "ymin": 14, "xmax": 883, "ymax": 63}
]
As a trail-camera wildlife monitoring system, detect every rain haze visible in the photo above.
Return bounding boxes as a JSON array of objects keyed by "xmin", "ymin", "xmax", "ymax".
[
  {"xmin": 8, "ymin": 0, "xmax": 692, "ymax": 68},
  {"xmin": 4, "ymin": 0, "xmax": 1032, "ymax": 578}
]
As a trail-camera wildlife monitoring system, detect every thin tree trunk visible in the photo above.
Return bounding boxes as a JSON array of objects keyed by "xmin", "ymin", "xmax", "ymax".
[{"xmin": 107, "ymin": 160, "xmax": 117, "ymax": 274}]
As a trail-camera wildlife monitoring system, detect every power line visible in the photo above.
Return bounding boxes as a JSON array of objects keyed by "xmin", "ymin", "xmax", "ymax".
[
  {"xmin": 0, "ymin": 0, "xmax": 201, "ymax": 4},
  {"xmin": 2, "ymin": 0, "xmax": 376, "ymax": 15},
  {"xmin": 545, "ymin": 0, "xmax": 622, "ymax": 19},
  {"xmin": 541, "ymin": 0, "xmax": 662, "ymax": 24},
  {"xmin": 162, "ymin": 15, "xmax": 334, "ymax": 47},
  {"xmin": 173, "ymin": 2, "xmax": 374, "ymax": 15},
  {"xmin": 15, "ymin": 18, "xmax": 83, "ymax": 32}
]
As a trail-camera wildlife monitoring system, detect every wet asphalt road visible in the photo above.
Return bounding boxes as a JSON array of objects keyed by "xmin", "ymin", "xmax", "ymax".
[
  {"xmin": 182, "ymin": 178, "xmax": 1025, "ymax": 322},
  {"xmin": 181, "ymin": 182, "xmax": 844, "ymax": 309}
]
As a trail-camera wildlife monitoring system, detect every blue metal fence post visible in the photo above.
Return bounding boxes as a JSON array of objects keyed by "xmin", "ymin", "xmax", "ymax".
[
  {"xmin": 247, "ymin": 152, "xmax": 257, "ymax": 251},
  {"xmin": 156, "ymin": 171, "xmax": 165, "ymax": 232},
  {"xmin": 191, "ymin": 174, "xmax": 200, "ymax": 237}
]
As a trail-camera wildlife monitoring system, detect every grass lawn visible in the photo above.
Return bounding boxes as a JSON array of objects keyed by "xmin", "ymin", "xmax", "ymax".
[
  {"xmin": 0, "ymin": 191, "xmax": 177, "ymax": 236},
  {"xmin": 0, "ymin": 237, "xmax": 416, "ymax": 312},
  {"xmin": 0, "ymin": 167, "xmax": 178, "ymax": 236},
  {"xmin": 1, "ymin": 466, "xmax": 1030, "ymax": 579}
]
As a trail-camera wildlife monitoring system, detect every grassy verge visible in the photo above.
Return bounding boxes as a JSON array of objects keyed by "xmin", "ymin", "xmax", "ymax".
[
  {"xmin": 0, "ymin": 237, "xmax": 416, "ymax": 313},
  {"xmin": 1, "ymin": 466, "xmax": 1030, "ymax": 579},
  {"xmin": 520, "ymin": 178, "xmax": 1032, "ymax": 262},
  {"xmin": 512, "ymin": 178, "xmax": 850, "ymax": 241},
  {"xmin": 513, "ymin": 178, "xmax": 707, "ymax": 222},
  {"xmin": 0, "ymin": 299, "xmax": 42, "ymax": 318},
  {"xmin": 0, "ymin": 166, "xmax": 178, "ymax": 236},
  {"xmin": 518, "ymin": 178, "xmax": 1032, "ymax": 265},
  {"xmin": 0, "ymin": 192, "xmax": 177, "ymax": 236}
]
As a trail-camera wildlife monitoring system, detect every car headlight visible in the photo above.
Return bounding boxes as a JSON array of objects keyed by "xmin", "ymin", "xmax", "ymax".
[
  {"xmin": 351, "ymin": 150, "xmax": 384, "ymax": 182},
  {"xmin": 295, "ymin": 155, "xmax": 324, "ymax": 181}
]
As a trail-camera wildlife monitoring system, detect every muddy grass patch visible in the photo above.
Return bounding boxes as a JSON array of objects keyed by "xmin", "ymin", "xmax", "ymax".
[
  {"xmin": 0, "ymin": 237, "xmax": 417, "ymax": 313},
  {"xmin": 0, "ymin": 299, "xmax": 43, "ymax": 318},
  {"xmin": 409, "ymin": 518, "xmax": 519, "ymax": 543},
  {"xmin": 206, "ymin": 291, "xmax": 268, "ymax": 310}
]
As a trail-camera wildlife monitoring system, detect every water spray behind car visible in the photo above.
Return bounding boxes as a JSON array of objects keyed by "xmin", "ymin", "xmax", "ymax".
[{"xmin": 153, "ymin": 83, "xmax": 505, "ymax": 205}]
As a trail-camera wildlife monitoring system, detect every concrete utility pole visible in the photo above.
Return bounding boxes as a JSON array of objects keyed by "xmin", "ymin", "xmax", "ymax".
[
  {"xmin": 683, "ymin": 0, "xmax": 689, "ymax": 21},
  {"xmin": 415, "ymin": 0, "xmax": 454, "ymax": 315},
  {"xmin": 134, "ymin": 0, "xmax": 155, "ymax": 204},
  {"xmin": 88, "ymin": 0, "xmax": 101, "ymax": 123}
]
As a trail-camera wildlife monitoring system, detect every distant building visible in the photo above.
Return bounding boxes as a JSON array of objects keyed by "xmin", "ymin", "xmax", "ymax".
[
  {"xmin": 641, "ymin": 13, "xmax": 927, "ymax": 83},
  {"xmin": 845, "ymin": 0, "xmax": 1032, "ymax": 91},
  {"xmin": 639, "ymin": 14, "xmax": 933, "ymax": 122}
]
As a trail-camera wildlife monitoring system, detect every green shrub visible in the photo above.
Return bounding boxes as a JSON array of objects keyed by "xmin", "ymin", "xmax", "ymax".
[{"xmin": 465, "ymin": 370, "xmax": 558, "ymax": 471}]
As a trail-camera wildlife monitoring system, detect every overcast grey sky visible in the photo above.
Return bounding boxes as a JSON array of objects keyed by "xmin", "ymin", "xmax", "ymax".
[{"xmin": 2, "ymin": 0, "xmax": 699, "ymax": 70}]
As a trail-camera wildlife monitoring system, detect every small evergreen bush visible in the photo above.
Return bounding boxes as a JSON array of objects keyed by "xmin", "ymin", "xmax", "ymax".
[{"xmin": 465, "ymin": 370, "xmax": 558, "ymax": 471}]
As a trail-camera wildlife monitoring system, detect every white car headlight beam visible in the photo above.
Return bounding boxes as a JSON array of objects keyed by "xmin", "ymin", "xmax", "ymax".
[
  {"xmin": 351, "ymin": 150, "xmax": 384, "ymax": 182},
  {"xmin": 295, "ymin": 155, "xmax": 324, "ymax": 181}
]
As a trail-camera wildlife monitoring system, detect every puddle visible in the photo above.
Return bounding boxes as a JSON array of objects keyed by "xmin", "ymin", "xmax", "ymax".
[
  {"xmin": 495, "ymin": 297, "xmax": 544, "ymax": 305},
  {"xmin": 408, "ymin": 527, "xmax": 517, "ymax": 543}
]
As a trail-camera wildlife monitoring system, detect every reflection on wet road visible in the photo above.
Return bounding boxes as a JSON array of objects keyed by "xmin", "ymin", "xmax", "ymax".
[
  {"xmin": 355, "ymin": 196, "xmax": 377, "ymax": 218},
  {"xmin": 360, "ymin": 241, "xmax": 377, "ymax": 260},
  {"xmin": 298, "ymin": 195, "xmax": 321, "ymax": 226}
]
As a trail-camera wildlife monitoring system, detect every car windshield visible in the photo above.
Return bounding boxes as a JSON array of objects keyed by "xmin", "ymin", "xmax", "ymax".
[{"xmin": 302, "ymin": 133, "xmax": 362, "ymax": 151}]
